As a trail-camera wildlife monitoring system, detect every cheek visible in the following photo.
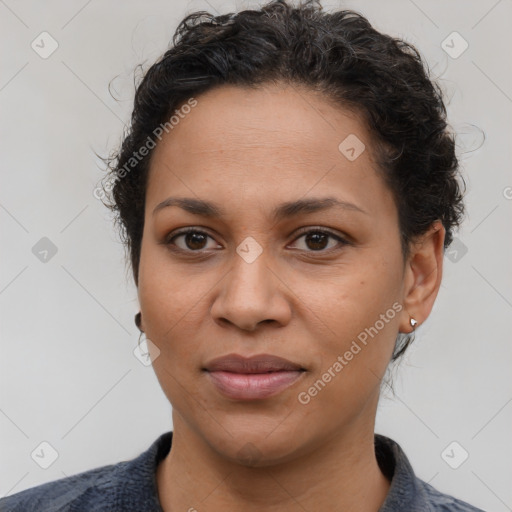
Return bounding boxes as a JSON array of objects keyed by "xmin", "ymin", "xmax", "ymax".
[
  {"xmin": 137, "ymin": 241, "xmax": 199, "ymax": 355},
  {"xmin": 138, "ymin": 247, "xmax": 206, "ymax": 409},
  {"xmin": 299, "ymin": 254, "xmax": 401, "ymax": 336},
  {"xmin": 292, "ymin": 254, "xmax": 402, "ymax": 389}
]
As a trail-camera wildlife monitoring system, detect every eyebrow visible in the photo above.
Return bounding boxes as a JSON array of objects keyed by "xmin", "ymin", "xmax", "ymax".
[{"xmin": 152, "ymin": 196, "xmax": 367, "ymax": 220}]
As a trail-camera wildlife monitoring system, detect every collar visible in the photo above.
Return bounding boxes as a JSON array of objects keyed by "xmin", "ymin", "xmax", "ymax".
[{"xmin": 117, "ymin": 431, "xmax": 471, "ymax": 511}]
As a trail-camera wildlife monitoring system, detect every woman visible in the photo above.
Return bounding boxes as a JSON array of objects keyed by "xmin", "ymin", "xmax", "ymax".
[{"xmin": 1, "ymin": 0, "xmax": 485, "ymax": 510}]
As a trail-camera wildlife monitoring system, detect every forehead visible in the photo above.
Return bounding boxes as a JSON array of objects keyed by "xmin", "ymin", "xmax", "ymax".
[
  {"xmin": 146, "ymin": 83, "xmax": 394, "ymax": 219},
  {"xmin": 156, "ymin": 83, "xmax": 371, "ymax": 159}
]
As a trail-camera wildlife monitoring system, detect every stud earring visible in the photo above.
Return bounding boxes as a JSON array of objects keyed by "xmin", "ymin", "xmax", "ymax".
[{"xmin": 410, "ymin": 317, "xmax": 418, "ymax": 330}]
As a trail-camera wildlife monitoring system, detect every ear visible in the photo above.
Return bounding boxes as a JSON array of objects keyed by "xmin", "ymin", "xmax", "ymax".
[
  {"xmin": 399, "ymin": 220, "xmax": 445, "ymax": 333},
  {"xmin": 135, "ymin": 311, "xmax": 145, "ymax": 333}
]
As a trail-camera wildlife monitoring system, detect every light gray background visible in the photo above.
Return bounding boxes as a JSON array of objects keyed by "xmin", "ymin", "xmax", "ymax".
[{"xmin": 1, "ymin": 1, "xmax": 511, "ymax": 510}]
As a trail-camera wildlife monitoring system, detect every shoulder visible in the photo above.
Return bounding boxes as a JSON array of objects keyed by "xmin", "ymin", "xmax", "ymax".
[
  {"xmin": 0, "ymin": 462, "xmax": 123, "ymax": 511},
  {"xmin": 416, "ymin": 478, "xmax": 487, "ymax": 511},
  {"xmin": 375, "ymin": 434, "xmax": 485, "ymax": 512},
  {"xmin": 0, "ymin": 431, "xmax": 172, "ymax": 512}
]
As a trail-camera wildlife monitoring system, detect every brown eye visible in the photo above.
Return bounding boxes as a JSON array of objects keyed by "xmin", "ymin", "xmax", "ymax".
[
  {"xmin": 289, "ymin": 228, "xmax": 349, "ymax": 253},
  {"xmin": 166, "ymin": 229, "xmax": 220, "ymax": 252},
  {"xmin": 304, "ymin": 232, "xmax": 329, "ymax": 250},
  {"xmin": 183, "ymin": 231, "xmax": 207, "ymax": 250}
]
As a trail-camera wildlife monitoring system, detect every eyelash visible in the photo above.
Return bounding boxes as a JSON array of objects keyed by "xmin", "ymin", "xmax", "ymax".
[{"xmin": 163, "ymin": 227, "xmax": 350, "ymax": 256}]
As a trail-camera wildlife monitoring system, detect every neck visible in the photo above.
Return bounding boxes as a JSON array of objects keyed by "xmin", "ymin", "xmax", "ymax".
[{"xmin": 156, "ymin": 413, "xmax": 390, "ymax": 512}]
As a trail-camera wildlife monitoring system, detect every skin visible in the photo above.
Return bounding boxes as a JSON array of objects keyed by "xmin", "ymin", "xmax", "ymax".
[{"xmin": 137, "ymin": 82, "xmax": 445, "ymax": 511}]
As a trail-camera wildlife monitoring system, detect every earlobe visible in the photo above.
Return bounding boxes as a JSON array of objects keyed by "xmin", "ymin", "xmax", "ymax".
[
  {"xmin": 399, "ymin": 221, "xmax": 445, "ymax": 333},
  {"xmin": 135, "ymin": 311, "xmax": 144, "ymax": 333}
]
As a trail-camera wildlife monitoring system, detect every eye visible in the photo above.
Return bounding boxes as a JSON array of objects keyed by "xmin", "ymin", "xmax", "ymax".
[
  {"xmin": 164, "ymin": 227, "xmax": 350, "ymax": 255},
  {"xmin": 289, "ymin": 228, "xmax": 349, "ymax": 252},
  {"xmin": 165, "ymin": 228, "xmax": 221, "ymax": 252}
]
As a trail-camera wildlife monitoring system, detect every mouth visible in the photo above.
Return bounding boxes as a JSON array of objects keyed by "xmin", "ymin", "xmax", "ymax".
[{"xmin": 203, "ymin": 353, "xmax": 306, "ymax": 400}]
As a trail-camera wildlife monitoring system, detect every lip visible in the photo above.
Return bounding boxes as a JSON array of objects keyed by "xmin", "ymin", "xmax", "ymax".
[{"xmin": 204, "ymin": 353, "xmax": 306, "ymax": 400}]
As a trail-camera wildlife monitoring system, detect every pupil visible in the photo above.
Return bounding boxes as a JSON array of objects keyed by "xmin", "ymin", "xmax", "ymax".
[
  {"xmin": 186, "ymin": 232, "xmax": 206, "ymax": 250},
  {"xmin": 306, "ymin": 232, "xmax": 327, "ymax": 250}
]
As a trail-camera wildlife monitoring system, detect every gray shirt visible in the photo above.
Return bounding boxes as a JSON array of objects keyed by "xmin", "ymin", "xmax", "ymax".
[{"xmin": 0, "ymin": 432, "xmax": 485, "ymax": 511}]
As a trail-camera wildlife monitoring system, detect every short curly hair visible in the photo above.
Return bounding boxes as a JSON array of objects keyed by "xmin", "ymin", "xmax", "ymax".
[{"xmin": 100, "ymin": 0, "xmax": 465, "ymax": 361}]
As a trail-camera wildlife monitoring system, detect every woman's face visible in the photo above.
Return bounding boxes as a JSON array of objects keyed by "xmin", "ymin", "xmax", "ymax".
[{"xmin": 138, "ymin": 83, "xmax": 414, "ymax": 465}]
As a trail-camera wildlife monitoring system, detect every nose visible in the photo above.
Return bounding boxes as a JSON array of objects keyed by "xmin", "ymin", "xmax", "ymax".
[{"xmin": 210, "ymin": 249, "xmax": 292, "ymax": 332}]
